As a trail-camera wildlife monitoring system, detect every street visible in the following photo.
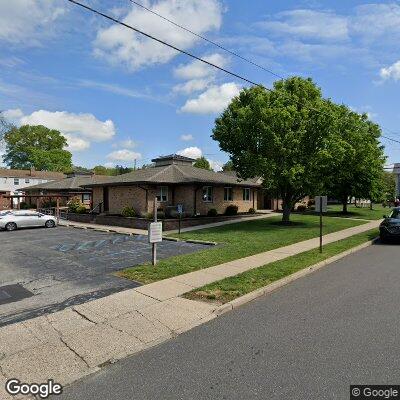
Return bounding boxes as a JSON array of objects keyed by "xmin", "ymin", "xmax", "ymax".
[{"xmin": 57, "ymin": 241, "xmax": 400, "ymax": 400}]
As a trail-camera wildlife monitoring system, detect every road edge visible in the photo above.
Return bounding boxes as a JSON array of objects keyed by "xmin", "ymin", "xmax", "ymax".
[{"xmin": 214, "ymin": 237, "xmax": 379, "ymax": 316}]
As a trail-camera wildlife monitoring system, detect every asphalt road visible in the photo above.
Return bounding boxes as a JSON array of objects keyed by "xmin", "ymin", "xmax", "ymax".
[
  {"xmin": 0, "ymin": 226, "xmax": 207, "ymax": 326},
  {"xmin": 57, "ymin": 242, "xmax": 400, "ymax": 400}
]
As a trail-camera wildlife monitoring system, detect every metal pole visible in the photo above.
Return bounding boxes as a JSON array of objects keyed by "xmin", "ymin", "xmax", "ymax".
[
  {"xmin": 178, "ymin": 212, "xmax": 181, "ymax": 235},
  {"xmin": 319, "ymin": 200, "xmax": 323, "ymax": 253},
  {"xmin": 152, "ymin": 197, "xmax": 157, "ymax": 266},
  {"xmin": 56, "ymin": 197, "xmax": 60, "ymax": 223}
]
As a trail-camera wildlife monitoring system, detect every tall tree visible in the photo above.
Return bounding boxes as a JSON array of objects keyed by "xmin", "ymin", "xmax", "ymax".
[
  {"xmin": 321, "ymin": 104, "xmax": 385, "ymax": 212},
  {"xmin": 193, "ymin": 156, "xmax": 212, "ymax": 170},
  {"xmin": 222, "ymin": 160, "xmax": 234, "ymax": 172},
  {"xmin": 3, "ymin": 124, "xmax": 72, "ymax": 172},
  {"xmin": 213, "ymin": 77, "xmax": 333, "ymax": 222}
]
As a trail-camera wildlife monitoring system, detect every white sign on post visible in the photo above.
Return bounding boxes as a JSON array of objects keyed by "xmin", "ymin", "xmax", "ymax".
[
  {"xmin": 149, "ymin": 222, "xmax": 163, "ymax": 243},
  {"xmin": 315, "ymin": 196, "xmax": 328, "ymax": 213}
]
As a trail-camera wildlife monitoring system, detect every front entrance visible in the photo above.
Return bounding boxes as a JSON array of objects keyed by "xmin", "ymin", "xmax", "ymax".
[{"xmin": 103, "ymin": 187, "xmax": 109, "ymax": 212}]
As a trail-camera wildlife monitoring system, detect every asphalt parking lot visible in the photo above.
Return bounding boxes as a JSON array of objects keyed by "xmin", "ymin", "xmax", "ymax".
[{"xmin": 0, "ymin": 226, "xmax": 208, "ymax": 326}]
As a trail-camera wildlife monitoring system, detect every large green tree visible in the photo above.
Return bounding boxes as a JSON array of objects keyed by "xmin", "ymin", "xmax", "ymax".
[
  {"xmin": 321, "ymin": 103, "xmax": 385, "ymax": 212},
  {"xmin": 193, "ymin": 156, "xmax": 212, "ymax": 170},
  {"xmin": 3, "ymin": 124, "xmax": 72, "ymax": 172},
  {"xmin": 213, "ymin": 77, "xmax": 333, "ymax": 222}
]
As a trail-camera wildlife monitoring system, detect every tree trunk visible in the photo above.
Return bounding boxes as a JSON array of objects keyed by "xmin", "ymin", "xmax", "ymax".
[
  {"xmin": 282, "ymin": 201, "xmax": 291, "ymax": 223},
  {"xmin": 342, "ymin": 197, "xmax": 348, "ymax": 214}
]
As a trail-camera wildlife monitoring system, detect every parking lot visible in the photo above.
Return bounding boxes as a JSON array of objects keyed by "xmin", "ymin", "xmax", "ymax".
[{"xmin": 0, "ymin": 226, "xmax": 208, "ymax": 326}]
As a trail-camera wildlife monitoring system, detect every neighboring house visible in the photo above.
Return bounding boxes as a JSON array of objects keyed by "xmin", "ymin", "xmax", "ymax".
[
  {"xmin": 84, "ymin": 154, "xmax": 262, "ymax": 216},
  {"xmin": 393, "ymin": 163, "xmax": 400, "ymax": 197},
  {"xmin": 21, "ymin": 172, "xmax": 109, "ymax": 208},
  {"xmin": 0, "ymin": 168, "xmax": 65, "ymax": 209}
]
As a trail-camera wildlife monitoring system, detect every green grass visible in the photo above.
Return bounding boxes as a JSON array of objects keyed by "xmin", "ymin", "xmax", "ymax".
[
  {"xmin": 118, "ymin": 214, "xmax": 366, "ymax": 284},
  {"xmin": 184, "ymin": 228, "xmax": 379, "ymax": 304},
  {"xmin": 306, "ymin": 203, "xmax": 387, "ymax": 220}
]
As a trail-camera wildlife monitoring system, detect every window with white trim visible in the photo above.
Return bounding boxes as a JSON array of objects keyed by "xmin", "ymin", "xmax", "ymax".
[
  {"xmin": 156, "ymin": 186, "xmax": 168, "ymax": 202},
  {"xmin": 224, "ymin": 187, "xmax": 233, "ymax": 201},
  {"xmin": 243, "ymin": 188, "xmax": 251, "ymax": 201},
  {"xmin": 14, "ymin": 178, "xmax": 19, "ymax": 185},
  {"xmin": 202, "ymin": 186, "xmax": 213, "ymax": 202}
]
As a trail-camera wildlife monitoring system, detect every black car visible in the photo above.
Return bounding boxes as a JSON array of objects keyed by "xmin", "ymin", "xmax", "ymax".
[{"xmin": 380, "ymin": 207, "xmax": 400, "ymax": 242}]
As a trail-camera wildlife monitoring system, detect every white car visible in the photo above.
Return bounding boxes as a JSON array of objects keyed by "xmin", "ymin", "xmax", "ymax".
[{"xmin": 0, "ymin": 210, "xmax": 57, "ymax": 231}]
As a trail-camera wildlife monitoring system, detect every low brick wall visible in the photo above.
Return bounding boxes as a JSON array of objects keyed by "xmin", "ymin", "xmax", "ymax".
[{"xmin": 66, "ymin": 213, "xmax": 261, "ymax": 231}]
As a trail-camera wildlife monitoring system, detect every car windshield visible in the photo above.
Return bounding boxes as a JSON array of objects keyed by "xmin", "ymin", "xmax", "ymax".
[
  {"xmin": 0, "ymin": 211, "xmax": 11, "ymax": 216},
  {"xmin": 389, "ymin": 209, "xmax": 400, "ymax": 219}
]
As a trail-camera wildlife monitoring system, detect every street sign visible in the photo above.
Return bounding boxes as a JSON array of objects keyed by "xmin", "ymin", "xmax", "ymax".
[
  {"xmin": 177, "ymin": 204, "xmax": 183, "ymax": 214},
  {"xmin": 148, "ymin": 222, "xmax": 162, "ymax": 243},
  {"xmin": 315, "ymin": 196, "xmax": 328, "ymax": 213}
]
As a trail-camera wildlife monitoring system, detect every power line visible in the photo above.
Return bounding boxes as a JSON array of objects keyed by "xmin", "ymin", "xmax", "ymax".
[
  {"xmin": 67, "ymin": 0, "xmax": 261, "ymax": 87},
  {"xmin": 128, "ymin": 0, "xmax": 284, "ymax": 80}
]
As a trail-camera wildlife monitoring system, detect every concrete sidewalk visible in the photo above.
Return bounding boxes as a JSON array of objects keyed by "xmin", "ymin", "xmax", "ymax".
[{"xmin": 0, "ymin": 219, "xmax": 379, "ymax": 399}]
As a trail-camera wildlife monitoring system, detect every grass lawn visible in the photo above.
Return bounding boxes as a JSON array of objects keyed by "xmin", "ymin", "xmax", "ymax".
[
  {"xmin": 305, "ymin": 203, "xmax": 387, "ymax": 220},
  {"xmin": 118, "ymin": 214, "xmax": 366, "ymax": 284},
  {"xmin": 184, "ymin": 228, "xmax": 379, "ymax": 304}
]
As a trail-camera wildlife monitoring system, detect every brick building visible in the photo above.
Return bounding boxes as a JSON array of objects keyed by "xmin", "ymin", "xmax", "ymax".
[{"xmin": 85, "ymin": 155, "xmax": 262, "ymax": 216}]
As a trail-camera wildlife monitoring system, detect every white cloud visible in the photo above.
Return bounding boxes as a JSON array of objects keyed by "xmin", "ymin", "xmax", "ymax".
[
  {"xmin": 180, "ymin": 134, "xmax": 194, "ymax": 142},
  {"xmin": 208, "ymin": 159, "xmax": 223, "ymax": 172},
  {"xmin": 177, "ymin": 146, "xmax": 202, "ymax": 159},
  {"xmin": 94, "ymin": 0, "xmax": 222, "ymax": 71},
  {"xmin": 180, "ymin": 82, "xmax": 241, "ymax": 114},
  {"xmin": 173, "ymin": 79, "xmax": 211, "ymax": 95},
  {"xmin": 106, "ymin": 149, "xmax": 142, "ymax": 162},
  {"xmin": 4, "ymin": 108, "xmax": 116, "ymax": 152},
  {"xmin": 380, "ymin": 60, "xmax": 400, "ymax": 81},
  {"xmin": 0, "ymin": 0, "xmax": 66, "ymax": 45},
  {"xmin": 258, "ymin": 9, "xmax": 349, "ymax": 41},
  {"xmin": 174, "ymin": 54, "xmax": 227, "ymax": 80},
  {"xmin": 104, "ymin": 162, "xmax": 115, "ymax": 168}
]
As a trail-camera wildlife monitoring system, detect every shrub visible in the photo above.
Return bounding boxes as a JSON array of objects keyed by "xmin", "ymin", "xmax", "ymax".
[
  {"xmin": 67, "ymin": 199, "xmax": 81, "ymax": 213},
  {"xmin": 225, "ymin": 204, "xmax": 238, "ymax": 216},
  {"xmin": 42, "ymin": 200, "xmax": 57, "ymax": 208},
  {"xmin": 248, "ymin": 207, "xmax": 256, "ymax": 214},
  {"xmin": 121, "ymin": 206, "xmax": 136, "ymax": 217},
  {"xmin": 207, "ymin": 208, "xmax": 218, "ymax": 217},
  {"xmin": 76, "ymin": 205, "xmax": 87, "ymax": 214},
  {"xmin": 19, "ymin": 202, "xmax": 30, "ymax": 209},
  {"xmin": 307, "ymin": 198, "xmax": 315, "ymax": 207},
  {"xmin": 297, "ymin": 204, "xmax": 307, "ymax": 212}
]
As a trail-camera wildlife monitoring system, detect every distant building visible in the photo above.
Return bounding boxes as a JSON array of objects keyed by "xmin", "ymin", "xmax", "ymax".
[{"xmin": 0, "ymin": 168, "xmax": 65, "ymax": 209}]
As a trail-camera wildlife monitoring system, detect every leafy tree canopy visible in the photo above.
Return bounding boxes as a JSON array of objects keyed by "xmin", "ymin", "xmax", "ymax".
[
  {"xmin": 3, "ymin": 124, "xmax": 72, "ymax": 172},
  {"xmin": 222, "ymin": 160, "xmax": 234, "ymax": 172},
  {"xmin": 193, "ymin": 156, "xmax": 212, "ymax": 170}
]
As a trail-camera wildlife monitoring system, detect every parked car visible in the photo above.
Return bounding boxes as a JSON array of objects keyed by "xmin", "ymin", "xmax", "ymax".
[
  {"xmin": 380, "ymin": 207, "xmax": 400, "ymax": 242},
  {"xmin": 0, "ymin": 210, "xmax": 57, "ymax": 231}
]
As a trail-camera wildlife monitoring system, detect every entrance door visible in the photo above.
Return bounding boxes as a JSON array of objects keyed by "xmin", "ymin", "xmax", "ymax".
[{"xmin": 103, "ymin": 187, "xmax": 109, "ymax": 212}]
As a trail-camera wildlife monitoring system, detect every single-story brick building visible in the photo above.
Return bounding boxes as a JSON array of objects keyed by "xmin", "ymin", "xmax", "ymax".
[{"xmin": 84, "ymin": 155, "xmax": 262, "ymax": 216}]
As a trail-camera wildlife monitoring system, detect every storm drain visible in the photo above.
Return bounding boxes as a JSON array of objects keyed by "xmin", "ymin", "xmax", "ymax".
[{"xmin": 0, "ymin": 284, "xmax": 34, "ymax": 305}]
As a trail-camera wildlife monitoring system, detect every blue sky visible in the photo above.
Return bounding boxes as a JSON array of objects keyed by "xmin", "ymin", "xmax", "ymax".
[{"xmin": 1, "ymin": 0, "xmax": 399, "ymax": 170}]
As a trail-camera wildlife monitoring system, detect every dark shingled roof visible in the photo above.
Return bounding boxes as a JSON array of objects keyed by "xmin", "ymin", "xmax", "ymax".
[
  {"xmin": 151, "ymin": 154, "xmax": 195, "ymax": 163},
  {"xmin": 21, "ymin": 175, "xmax": 110, "ymax": 192},
  {"xmin": 0, "ymin": 168, "xmax": 65, "ymax": 180},
  {"xmin": 83, "ymin": 164, "xmax": 261, "ymax": 188}
]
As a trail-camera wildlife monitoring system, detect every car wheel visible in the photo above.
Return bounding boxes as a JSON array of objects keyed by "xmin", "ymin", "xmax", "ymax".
[
  {"xmin": 5, "ymin": 222, "xmax": 17, "ymax": 231},
  {"xmin": 45, "ymin": 220, "xmax": 55, "ymax": 228}
]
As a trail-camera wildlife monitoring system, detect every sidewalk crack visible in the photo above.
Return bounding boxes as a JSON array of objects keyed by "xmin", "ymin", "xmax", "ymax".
[
  {"xmin": 72, "ymin": 308, "xmax": 97, "ymax": 324},
  {"xmin": 59, "ymin": 336, "xmax": 91, "ymax": 368}
]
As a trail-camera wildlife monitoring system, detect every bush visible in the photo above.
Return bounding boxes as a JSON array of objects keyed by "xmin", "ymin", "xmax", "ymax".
[
  {"xmin": 297, "ymin": 204, "xmax": 307, "ymax": 212},
  {"xmin": 67, "ymin": 199, "xmax": 81, "ymax": 213},
  {"xmin": 248, "ymin": 207, "xmax": 256, "ymax": 214},
  {"xmin": 307, "ymin": 198, "xmax": 315, "ymax": 207},
  {"xmin": 19, "ymin": 202, "xmax": 30, "ymax": 209},
  {"xmin": 207, "ymin": 208, "xmax": 218, "ymax": 217},
  {"xmin": 121, "ymin": 206, "xmax": 136, "ymax": 217},
  {"xmin": 225, "ymin": 204, "xmax": 238, "ymax": 216},
  {"xmin": 42, "ymin": 200, "xmax": 57, "ymax": 208},
  {"xmin": 75, "ymin": 205, "xmax": 87, "ymax": 214}
]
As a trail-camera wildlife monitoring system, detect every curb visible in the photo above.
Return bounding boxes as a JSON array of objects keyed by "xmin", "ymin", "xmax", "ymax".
[{"xmin": 213, "ymin": 237, "xmax": 378, "ymax": 315}]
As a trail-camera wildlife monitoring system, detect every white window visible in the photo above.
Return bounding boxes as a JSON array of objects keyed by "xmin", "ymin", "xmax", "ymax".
[
  {"xmin": 25, "ymin": 178, "xmax": 30, "ymax": 184},
  {"xmin": 224, "ymin": 187, "xmax": 233, "ymax": 201},
  {"xmin": 202, "ymin": 186, "xmax": 213, "ymax": 202},
  {"xmin": 83, "ymin": 194, "xmax": 91, "ymax": 202},
  {"xmin": 156, "ymin": 186, "xmax": 168, "ymax": 202},
  {"xmin": 243, "ymin": 188, "xmax": 251, "ymax": 201},
  {"xmin": 14, "ymin": 178, "xmax": 19, "ymax": 185}
]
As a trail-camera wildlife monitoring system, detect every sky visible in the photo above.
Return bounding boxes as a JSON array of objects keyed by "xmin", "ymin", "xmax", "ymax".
[{"xmin": 0, "ymin": 0, "xmax": 399, "ymax": 170}]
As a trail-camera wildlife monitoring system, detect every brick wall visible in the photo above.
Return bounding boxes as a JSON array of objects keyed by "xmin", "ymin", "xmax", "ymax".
[{"xmin": 0, "ymin": 192, "xmax": 11, "ymax": 210}]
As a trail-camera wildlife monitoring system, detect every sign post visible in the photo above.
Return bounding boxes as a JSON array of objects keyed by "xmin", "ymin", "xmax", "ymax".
[
  {"xmin": 315, "ymin": 196, "xmax": 327, "ymax": 253},
  {"xmin": 148, "ymin": 198, "xmax": 162, "ymax": 265},
  {"xmin": 177, "ymin": 203, "xmax": 183, "ymax": 235}
]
